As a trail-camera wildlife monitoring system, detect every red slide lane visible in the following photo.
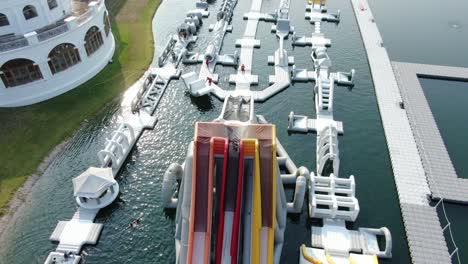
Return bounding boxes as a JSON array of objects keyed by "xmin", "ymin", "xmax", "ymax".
[
  {"xmin": 230, "ymin": 141, "xmax": 245, "ymax": 264},
  {"xmin": 214, "ymin": 138, "xmax": 229, "ymax": 264}
]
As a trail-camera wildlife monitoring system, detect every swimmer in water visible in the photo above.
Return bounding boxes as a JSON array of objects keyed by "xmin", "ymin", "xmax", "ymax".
[{"xmin": 129, "ymin": 217, "xmax": 142, "ymax": 228}]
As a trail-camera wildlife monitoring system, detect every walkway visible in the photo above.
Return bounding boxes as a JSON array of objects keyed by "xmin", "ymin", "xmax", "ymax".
[
  {"xmin": 232, "ymin": 0, "xmax": 263, "ymax": 91},
  {"xmin": 393, "ymin": 62, "xmax": 468, "ymax": 204},
  {"xmin": 350, "ymin": 0, "xmax": 451, "ymax": 263}
]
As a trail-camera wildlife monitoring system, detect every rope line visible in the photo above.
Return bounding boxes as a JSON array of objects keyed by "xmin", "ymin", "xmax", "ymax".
[{"xmin": 416, "ymin": 121, "xmax": 461, "ymax": 264}]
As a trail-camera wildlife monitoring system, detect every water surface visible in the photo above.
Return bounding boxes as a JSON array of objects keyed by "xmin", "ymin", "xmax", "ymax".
[{"xmin": 3, "ymin": 0, "xmax": 468, "ymax": 263}]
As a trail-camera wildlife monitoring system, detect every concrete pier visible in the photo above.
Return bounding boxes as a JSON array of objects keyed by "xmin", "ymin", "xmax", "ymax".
[{"xmin": 350, "ymin": 0, "xmax": 453, "ymax": 263}]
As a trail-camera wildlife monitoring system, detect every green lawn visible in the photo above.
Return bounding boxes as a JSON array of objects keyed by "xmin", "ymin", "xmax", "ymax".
[{"xmin": 0, "ymin": 0, "xmax": 160, "ymax": 214}]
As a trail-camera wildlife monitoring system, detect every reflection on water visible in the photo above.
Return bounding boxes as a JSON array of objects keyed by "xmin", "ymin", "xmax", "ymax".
[
  {"xmin": 449, "ymin": 21, "xmax": 461, "ymax": 29},
  {"xmin": 6, "ymin": 0, "xmax": 468, "ymax": 262}
]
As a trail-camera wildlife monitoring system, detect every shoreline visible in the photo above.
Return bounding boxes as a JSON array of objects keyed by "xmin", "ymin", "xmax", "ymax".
[
  {"xmin": 0, "ymin": 138, "xmax": 70, "ymax": 239},
  {"xmin": 0, "ymin": 0, "xmax": 161, "ymax": 245}
]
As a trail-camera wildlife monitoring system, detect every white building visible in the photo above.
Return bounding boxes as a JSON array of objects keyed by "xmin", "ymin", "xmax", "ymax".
[{"xmin": 0, "ymin": 0, "xmax": 115, "ymax": 107}]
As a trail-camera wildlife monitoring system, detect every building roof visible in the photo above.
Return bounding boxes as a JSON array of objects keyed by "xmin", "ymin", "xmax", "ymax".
[{"xmin": 72, "ymin": 167, "xmax": 115, "ymax": 198}]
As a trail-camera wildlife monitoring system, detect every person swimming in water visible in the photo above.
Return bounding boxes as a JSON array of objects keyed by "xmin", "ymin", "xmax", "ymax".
[{"xmin": 129, "ymin": 217, "xmax": 142, "ymax": 228}]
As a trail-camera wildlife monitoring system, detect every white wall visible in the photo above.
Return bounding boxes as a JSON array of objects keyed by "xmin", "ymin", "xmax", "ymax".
[
  {"xmin": 0, "ymin": 1, "xmax": 115, "ymax": 107},
  {"xmin": 0, "ymin": 0, "xmax": 72, "ymax": 36}
]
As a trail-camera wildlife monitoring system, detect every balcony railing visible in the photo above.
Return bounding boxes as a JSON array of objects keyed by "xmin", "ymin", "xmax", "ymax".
[
  {"xmin": 0, "ymin": 0, "xmax": 102, "ymax": 53},
  {"xmin": 0, "ymin": 37, "xmax": 29, "ymax": 52},
  {"xmin": 37, "ymin": 23, "xmax": 70, "ymax": 42},
  {"xmin": 76, "ymin": 9, "xmax": 94, "ymax": 25}
]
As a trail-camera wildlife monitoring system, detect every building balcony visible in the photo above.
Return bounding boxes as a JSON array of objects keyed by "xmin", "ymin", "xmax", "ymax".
[
  {"xmin": 0, "ymin": 0, "xmax": 115, "ymax": 107},
  {"xmin": 0, "ymin": 0, "xmax": 104, "ymax": 53}
]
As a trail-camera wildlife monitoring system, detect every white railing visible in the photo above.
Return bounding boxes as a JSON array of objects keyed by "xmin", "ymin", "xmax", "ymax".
[
  {"xmin": 75, "ymin": 0, "xmax": 102, "ymax": 25},
  {"xmin": 316, "ymin": 125, "xmax": 339, "ymax": 176},
  {"xmin": 0, "ymin": 0, "xmax": 104, "ymax": 53},
  {"xmin": 309, "ymin": 173, "xmax": 359, "ymax": 221},
  {"xmin": 0, "ymin": 37, "xmax": 28, "ymax": 52},
  {"xmin": 76, "ymin": 8, "xmax": 94, "ymax": 25},
  {"xmin": 37, "ymin": 23, "xmax": 69, "ymax": 42}
]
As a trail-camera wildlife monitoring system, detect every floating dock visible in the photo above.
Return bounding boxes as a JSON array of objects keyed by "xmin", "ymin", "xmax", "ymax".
[
  {"xmin": 350, "ymin": 0, "xmax": 453, "ymax": 263},
  {"xmin": 231, "ymin": 0, "xmax": 262, "ymax": 91},
  {"xmin": 42, "ymin": 0, "xmax": 463, "ymax": 262},
  {"xmin": 164, "ymin": 0, "xmax": 393, "ymax": 263},
  {"xmin": 393, "ymin": 62, "xmax": 468, "ymax": 204},
  {"xmin": 182, "ymin": 0, "xmax": 295, "ymax": 102},
  {"xmin": 45, "ymin": 98, "xmax": 158, "ymax": 263}
]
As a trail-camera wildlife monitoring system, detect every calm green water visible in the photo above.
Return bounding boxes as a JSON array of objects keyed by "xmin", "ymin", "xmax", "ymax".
[
  {"xmin": 369, "ymin": 0, "xmax": 468, "ymax": 68},
  {"xmin": 1, "ymin": 0, "xmax": 467, "ymax": 263}
]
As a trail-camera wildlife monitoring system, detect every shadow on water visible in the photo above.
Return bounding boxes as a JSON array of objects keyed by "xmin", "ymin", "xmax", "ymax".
[
  {"xmin": 286, "ymin": 212, "xmax": 302, "ymax": 223},
  {"xmin": 188, "ymin": 93, "xmax": 215, "ymax": 112},
  {"xmin": 163, "ymin": 209, "xmax": 177, "ymax": 221}
]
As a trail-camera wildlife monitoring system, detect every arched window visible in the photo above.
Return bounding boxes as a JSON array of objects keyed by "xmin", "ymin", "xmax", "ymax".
[
  {"xmin": 103, "ymin": 12, "xmax": 111, "ymax": 37},
  {"xmin": 47, "ymin": 0, "xmax": 58, "ymax": 10},
  {"xmin": 0, "ymin": 59, "xmax": 43, "ymax": 88},
  {"xmin": 0, "ymin": 13, "xmax": 9, "ymax": 27},
  {"xmin": 84, "ymin": 26, "xmax": 104, "ymax": 56},
  {"xmin": 48, "ymin": 43, "xmax": 81, "ymax": 74},
  {"xmin": 23, "ymin": 5, "xmax": 38, "ymax": 20}
]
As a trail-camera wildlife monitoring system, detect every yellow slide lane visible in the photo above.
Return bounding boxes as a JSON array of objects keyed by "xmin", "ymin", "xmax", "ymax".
[
  {"xmin": 246, "ymin": 139, "xmax": 262, "ymax": 264},
  {"xmin": 268, "ymin": 127, "xmax": 277, "ymax": 264}
]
